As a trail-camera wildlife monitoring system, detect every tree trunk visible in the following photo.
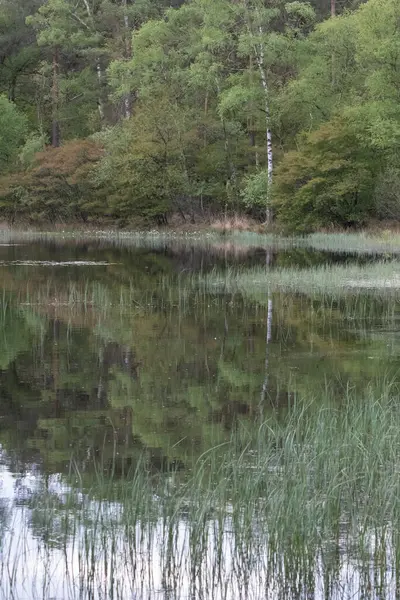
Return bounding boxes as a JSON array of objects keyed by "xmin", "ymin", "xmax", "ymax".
[
  {"xmin": 255, "ymin": 26, "xmax": 273, "ymax": 224},
  {"xmin": 96, "ymin": 61, "xmax": 105, "ymax": 121},
  {"xmin": 122, "ymin": 0, "xmax": 131, "ymax": 58},
  {"xmin": 8, "ymin": 78, "xmax": 16, "ymax": 103},
  {"xmin": 331, "ymin": 0, "xmax": 336, "ymax": 16},
  {"xmin": 81, "ymin": 0, "xmax": 106, "ymax": 122},
  {"xmin": 52, "ymin": 47, "xmax": 60, "ymax": 147},
  {"xmin": 122, "ymin": 0, "xmax": 132, "ymax": 118},
  {"xmin": 248, "ymin": 55, "xmax": 259, "ymax": 167},
  {"xmin": 243, "ymin": 0, "xmax": 274, "ymax": 224}
]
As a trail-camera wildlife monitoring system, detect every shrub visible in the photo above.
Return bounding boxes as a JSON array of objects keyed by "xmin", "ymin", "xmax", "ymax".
[
  {"xmin": 273, "ymin": 119, "xmax": 379, "ymax": 232},
  {"xmin": 0, "ymin": 140, "xmax": 103, "ymax": 223},
  {"xmin": 374, "ymin": 167, "xmax": 400, "ymax": 221}
]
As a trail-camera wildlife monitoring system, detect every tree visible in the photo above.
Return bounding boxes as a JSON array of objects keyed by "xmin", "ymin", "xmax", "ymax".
[
  {"xmin": 108, "ymin": 0, "xmax": 315, "ymax": 221},
  {"xmin": 0, "ymin": 0, "xmax": 42, "ymax": 107},
  {"xmin": 0, "ymin": 0, "xmax": 393, "ymax": 226},
  {"xmin": 0, "ymin": 139, "xmax": 102, "ymax": 222},
  {"xmin": 272, "ymin": 0, "xmax": 400, "ymax": 230},
  {"xmin": 273, "ymin": 118, "xmax": 378, "ymax": 231},
  {"xmin": 27, "ymin": 0, "xmax": 109, "ymax": 145},
  {"xmin": 0, "ymin": 95, "xmax": 27, "ymax": 170},
  {"xmin": 220, "ymin": 0, "xmax": 315, "ymax": 220}
]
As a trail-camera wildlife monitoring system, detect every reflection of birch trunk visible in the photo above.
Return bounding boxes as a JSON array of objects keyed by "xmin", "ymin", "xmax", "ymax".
[
  {"xmin": 260, "ymin": 293, "xmax": 273, "ymax": 408},
  {"xmin": 260, "ymin": 248, "xmax": 273, "ymax": 409}
]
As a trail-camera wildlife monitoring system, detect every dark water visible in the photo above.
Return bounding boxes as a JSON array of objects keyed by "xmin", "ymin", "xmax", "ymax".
[
  {"xmin": 0, "ymin": 238, "xmax": 399, "ymax": 599},
  {"xmin": 0, "ymin": 239, "xmax": 396, "ymax": 473}
]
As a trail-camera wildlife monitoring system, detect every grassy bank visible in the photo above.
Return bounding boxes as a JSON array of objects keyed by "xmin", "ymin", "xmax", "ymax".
[{"xmin": 3, "ymin": 225, "xmax": 400, "ymax": 256}]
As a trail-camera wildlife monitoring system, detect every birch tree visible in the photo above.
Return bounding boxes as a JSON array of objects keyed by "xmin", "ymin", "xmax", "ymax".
[
  {"xmin": 221, "ymin": 0, "xmax": 315, "ymax": 221},
  {"xmin": 121, "ymin": 0, "xmax": 132, "ymax": 118},
  {"xmin": 241, "ymin": 0, "xmax": 275, "ymax": 223}
]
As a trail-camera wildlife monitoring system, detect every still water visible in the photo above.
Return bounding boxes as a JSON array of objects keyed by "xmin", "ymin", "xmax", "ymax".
[{"xmin": 0, "ymin": 237, "xmax": 399, "ymax": 599}]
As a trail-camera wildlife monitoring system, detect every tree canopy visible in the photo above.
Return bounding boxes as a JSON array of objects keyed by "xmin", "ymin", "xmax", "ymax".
[{"xmin": 0, "ymin": 0, "xmax": 398, "ymax": 230}]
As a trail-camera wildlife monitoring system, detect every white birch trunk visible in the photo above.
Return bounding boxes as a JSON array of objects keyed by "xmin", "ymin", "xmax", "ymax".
[
  {"xmin": 122, "ymin": 0, "xmax": 131, "ymax": 118},
  {"xmin": 82, "ymin": 0, "xmax": 91, "ymax": 16},
  {"xmin": 255, "ymin": 26, "xmax": 273, "ymax": 224},
  {"xmin": 267, "ymin": 295, "xmax": 273, "ymax": 342},
  {"xmin": 243, "ymin": 0, "xmax": 274, "ymax": 224},
  {"xmin": 96, "ymin": 62, "xmax": 105, "ymax": 121}
]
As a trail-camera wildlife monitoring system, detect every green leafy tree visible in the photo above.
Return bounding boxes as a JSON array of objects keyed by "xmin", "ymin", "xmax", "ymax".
[
  {"xmin": 0, "ymin": 95, "xmax": 27, "ymax": 170},
  {"xmin": 0, "ymin": 0, "xmax": 42, "ymax": 108},
  {"xmin": 273, "ymin": 118, "xmax": 378, "ymax": 231},
  {"xmin": 273, "ymin": 0, "xmax": 400, "ymax": 230},
  {"xmin": 27, "ymin": 0, "xmax": 111, "ymax": 145}
]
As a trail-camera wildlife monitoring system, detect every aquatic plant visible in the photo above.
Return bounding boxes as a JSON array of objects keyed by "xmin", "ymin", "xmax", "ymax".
[{"xmin": 2, "ymin": 383, "xmax": 400, "ymax": 599}]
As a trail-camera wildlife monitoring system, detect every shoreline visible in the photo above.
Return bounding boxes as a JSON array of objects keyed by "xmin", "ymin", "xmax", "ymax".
[{"xmin": 1, "ymin": 221, "xmax": 400, "ymax": 253}]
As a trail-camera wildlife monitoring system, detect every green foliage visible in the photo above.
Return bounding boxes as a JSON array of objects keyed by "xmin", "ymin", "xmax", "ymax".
[
  {"xmin": 273, "ymin": 0, "xmax": 400, "ymax": 231},
  {"xmin": 273, "ymin": 119, "xmax": 378, "ymax": 231},
  {"xmin": 0, "ymin": 139, "xmax": 102, "ymax": 222},
  {"xmin": 19, "ymin": 131, "xmax": 47, "ymax": 168},
  {"xmin": 0, "ymin": 0, "xmax": 397, "ymax": 226},
  {"xmin": 242, "ymin": 170, "xmax": 270, "ymax": 214},
  {"xmin": 94, "ymin": 98, "xmax": 202, "ymax": 223},
  {"xmin": 0, "ymin": 95, "xmax": 27, "ymax": 170},
  {"xmin": 374, "ymin": 168, "xmax": 400, "ymax": 220}
]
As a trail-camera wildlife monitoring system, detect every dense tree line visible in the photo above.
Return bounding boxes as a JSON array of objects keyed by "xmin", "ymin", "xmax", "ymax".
[{"xmin": 0, "ymin": 0, "xmax": 398, "ymax": 230}]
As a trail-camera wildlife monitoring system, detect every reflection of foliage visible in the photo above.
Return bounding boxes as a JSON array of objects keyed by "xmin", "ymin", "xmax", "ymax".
[
  {"xmin": 0, "ymin": 305, "xmax": 38, "ymax": 369},
  {"xmin": 0, "ymin": 245, "xmax": 399, "ymax": 483}
]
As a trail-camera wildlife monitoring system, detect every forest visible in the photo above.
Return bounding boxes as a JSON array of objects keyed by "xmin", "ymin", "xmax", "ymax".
[{"xmin": 0, "ymin": 0, "xmax": 397, "ymax": 231}]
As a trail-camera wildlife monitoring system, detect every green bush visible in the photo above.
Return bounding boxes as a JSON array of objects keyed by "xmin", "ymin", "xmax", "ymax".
[
  {"xmin": 273, "ymin": 119, "xmax": 379, "ymax": 232},
  {"xmin": 374, "ymin": 167, "xmax": 400, "ymax": 221}
]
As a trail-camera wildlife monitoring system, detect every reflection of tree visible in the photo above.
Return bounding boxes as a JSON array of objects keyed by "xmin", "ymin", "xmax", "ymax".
[
  {"xmin": 260, "ymin": 294, "xmax": 273, "ymax": 410},
  {"xmin": 0, "ymin": 498, "xmax": 10, "ymax": 546},
  {"xmin": 0, "ymin": 249, "xmax": 399, "ymax": 483}
]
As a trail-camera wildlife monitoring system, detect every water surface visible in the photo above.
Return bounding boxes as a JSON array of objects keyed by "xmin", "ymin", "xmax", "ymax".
[{"xmin": 0, "ymin": 237, "xmax": 399, "ymax": 599}]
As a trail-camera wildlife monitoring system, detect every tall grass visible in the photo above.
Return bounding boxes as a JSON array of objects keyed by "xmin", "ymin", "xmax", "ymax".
[
  {"xmin": 198, "ymin": 260, "xmax": 400, "ymax": 297},
  {"xmin": 225, "ymin": 230, "xmax": 400, "ymax": 255},
  {"xmin": 5, "ymin": 226, "xmax": 400, "ymax": 256},
  {"xmin": 2, "ymin": 384, "xmax": 400, "ymax": 599}
]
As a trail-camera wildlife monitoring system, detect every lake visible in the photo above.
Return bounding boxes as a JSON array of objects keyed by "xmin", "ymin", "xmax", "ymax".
[{"xmin": 0, "ymin": 233, "xmax": 400, "ymax": 600}]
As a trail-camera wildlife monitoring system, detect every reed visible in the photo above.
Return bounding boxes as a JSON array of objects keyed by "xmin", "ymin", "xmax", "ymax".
[
  {"xmin": 198, "ymin": 260, "xmax": 400, "ymax": 297},
  {"xmin": 2, "ymin": 383, "xmax": 400, "ymax": 599}
]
